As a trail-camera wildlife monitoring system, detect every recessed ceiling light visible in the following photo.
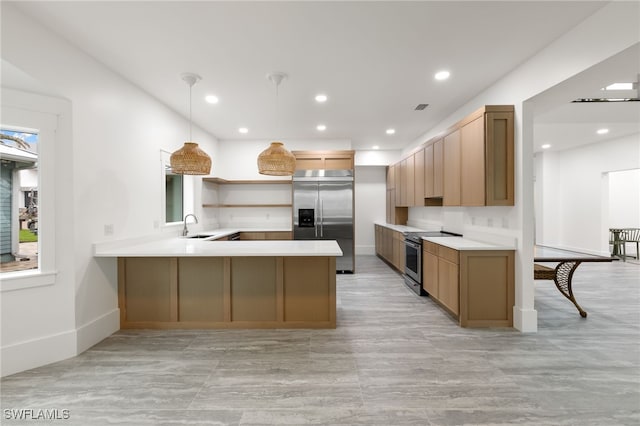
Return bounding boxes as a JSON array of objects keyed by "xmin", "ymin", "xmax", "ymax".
[
  {"xmin": 372, "ymin": 145, "xmax": 380, "ymax": 150},
  {"xmin": 434, "ymin": 70, "xmax": 450, "ymax": 81},
  {"xmin": 541, "ymin": 144, "xmax": 551, "ymax": 149},
  {"xmin": 386, "ymin": 128, "xmax": 395, "ymax": 135},
  {"xmin": 597, "ymin": 128, "xmax": 609, "ymax": 135},
  {"xmin": 602, "ymin": 82, "xmax": 633, "ymax": 90},
  {"xmin": 316, "ymin": 124, "xmax": 326, "ymax": 131},
  {"xmin": 238, "ymin": 127, "xmax": 249, "ymax": 134},
  {"xmin": 205, "ymin": 95, "xmax": 219, "ymax": 104},
  {"xmin": 315, "ymin": 94, "xmax": 328, "ymax": 103}
]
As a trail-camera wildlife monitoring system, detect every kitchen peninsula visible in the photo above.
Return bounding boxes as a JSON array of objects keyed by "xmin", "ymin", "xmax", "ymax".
[{"xmin": 94, "ymin": 238, "xmax": 342, "ymax": 329}]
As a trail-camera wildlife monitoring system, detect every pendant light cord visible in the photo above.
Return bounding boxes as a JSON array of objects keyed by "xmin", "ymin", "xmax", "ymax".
[
  {"xmin": 189, "ymin": 83, "xmax": 193, "ymax": 141},
  {"xmin": 275, "ymin": 82, "xmax": 280, "ymax": 137}
]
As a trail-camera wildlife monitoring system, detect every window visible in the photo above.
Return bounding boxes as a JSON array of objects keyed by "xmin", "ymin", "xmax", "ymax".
[
  {"xmin": 0, "ymin": 129, "xmax": 39, "ymax": 273},
  {"xmin": 161, "ymin": 150, "xmax": 187, "ymax": 225},
  {"xmin": 165, "ymin": 168, "xmax": 183, "ymax": 223}
]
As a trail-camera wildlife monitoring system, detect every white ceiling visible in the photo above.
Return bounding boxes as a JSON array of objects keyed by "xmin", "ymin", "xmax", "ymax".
[{"xmin": 6, "ymin": 1, "xmax": 636, "ymax": 152}]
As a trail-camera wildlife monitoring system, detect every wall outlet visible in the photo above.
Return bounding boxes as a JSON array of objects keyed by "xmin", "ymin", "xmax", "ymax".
[
  {"xmin": 487, "ymin": 218, "xmax": 494, "ymax": 227},
  {"xmin": 153, "ymin": 220, "xmax": 159, "ymax": 229},
  {"xmin": 502, "ymin": 217, "xmax": 509, "ymax": 228},
  {"xmin": 104, "ymin": 224, "xmax": 114, "ymax": 236}
]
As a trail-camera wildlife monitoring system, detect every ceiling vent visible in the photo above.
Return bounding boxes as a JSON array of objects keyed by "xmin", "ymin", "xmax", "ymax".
[{"xmin": 414, "ymin": 103, "xmax": 429, "ymax": 111}]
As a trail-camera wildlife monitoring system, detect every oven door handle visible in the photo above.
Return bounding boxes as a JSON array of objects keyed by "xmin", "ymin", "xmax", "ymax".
[{"xmin": 405, "ymin": 240, "xmax": 421, "ymax": 250}]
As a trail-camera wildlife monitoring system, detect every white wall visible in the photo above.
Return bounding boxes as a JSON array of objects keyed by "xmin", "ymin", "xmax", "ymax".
[
  {"xmin": 609, "ymin": 168, "xmax": 640, "ymax": 229},
  {"xmin": 405, "ymin": 2, "xmax": 640, "ymax": 331},
  {"xmin": 535, "ymin": 134, "xmax": 640, "ymax": 256},
  {"xmin": 354, "ymin": 166, "xmax": 387, "ymax": 255},
  {"xmin": 1, "ymin": 4, "xmax": 218, "ymax": 375}
]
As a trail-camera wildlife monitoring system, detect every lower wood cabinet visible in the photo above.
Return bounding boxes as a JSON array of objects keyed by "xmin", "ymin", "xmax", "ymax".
[
  {"xmin": 374, "ymin": 224, "xmax": 405, "ymax": 272},
  {"xmin": 422, "ymin": 241, "xmax": 514, "ymax": 327},
  {"xmin": 239, "ymin": 231, "xmax": 292, "ymax": 240},
  {"xmin": 118, "ymin": 255, "xmax": 336, "ymax": 329}
]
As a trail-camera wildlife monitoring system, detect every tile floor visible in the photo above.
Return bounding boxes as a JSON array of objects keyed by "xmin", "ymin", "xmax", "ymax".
[{"xmin": 1, "ymin": 255, "xmax": 639, "ymax": 425}]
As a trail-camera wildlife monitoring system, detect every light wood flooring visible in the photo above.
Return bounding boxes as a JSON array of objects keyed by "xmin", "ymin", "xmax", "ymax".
[{"xmin": 1, "ymin": 255, "xmax": 639, "ymax": 425}]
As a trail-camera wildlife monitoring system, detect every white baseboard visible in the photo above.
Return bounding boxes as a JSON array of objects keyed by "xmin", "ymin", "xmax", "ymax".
[
  {"xmin": 1, "ymin": 309, "xmax": 120, "ymax": 377},
  {"xmin": 513, "ymin": 305, "xmax": 538, "ymax": 332},
  {"xmin": 76, "ymin": 308, "xmax": 120, "ymax": 354},
  {"xmin": 1, "ymin": 330, "xmax": 76, "ymax": 377}
]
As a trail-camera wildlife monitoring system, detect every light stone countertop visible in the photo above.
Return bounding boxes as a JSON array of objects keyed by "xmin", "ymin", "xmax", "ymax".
[
  {"xmin": 422, "ymin": 236, "xmax": 516, "ymax": 251},
  {"xmin": 373, "ymin": 222, "xmax": 434, "ymax": 234},
  {"xmin": 188, "ymin": 227, "xmax": 291, "ymax": 240},
  {"xmin": 94, "ymin": 238, "xmax": 342, "ymax": 257}
]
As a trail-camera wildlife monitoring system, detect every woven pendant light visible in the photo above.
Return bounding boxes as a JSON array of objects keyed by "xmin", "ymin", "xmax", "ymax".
[
  {"xmin": 258, "ymin": 72, "xmax": 296, "ymax": 176},
  {"xmin": 171, "ymin": 73, "xmax": 212, "ymax": 175},
  {"xmin": 258, "ymin": 141, "xmax": 296, "ymax": 176}
]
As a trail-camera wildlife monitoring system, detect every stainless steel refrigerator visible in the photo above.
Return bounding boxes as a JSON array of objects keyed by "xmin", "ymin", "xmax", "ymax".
[{"xmin": 293, "ymin": 170, "xmax": 354, "ymax": 273}]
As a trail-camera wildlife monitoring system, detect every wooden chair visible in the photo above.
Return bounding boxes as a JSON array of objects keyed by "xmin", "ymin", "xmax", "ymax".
[
  {"xmin": 621, "ymin": 228, "xmax": 640, "ymax": 260},
  {"xmin": 609, "ymin": 228, "xmax": 626, "ymax": 261}
]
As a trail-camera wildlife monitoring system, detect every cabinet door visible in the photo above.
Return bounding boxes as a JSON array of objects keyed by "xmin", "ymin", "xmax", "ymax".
[
  {"xmin": 295, "ymin": 156, "xmax": 324, "ymax": 170},
  {"xmin": 393, "ymin": 232, "xmax": 405, "ymax": 272},
  {"xmin": 433, "ymin": 138, "xmax": 444, "ymax": 197},
  {"xmin": 325, "ymin": 156, "xmax": 353, "ymax": 170},
  {"xmin": 240, "ymin": 232, "xmax": 266, "ymax": 240},
  {"xmin": 422, "ymin": 249, "xmax": 438, "ymax": 298},
  {"xmin": 485, "ymin": 111, "xmax": 514, "ymax": 206},
  {"xmin": 399, "ymin": 159, "xmax": 408, "ymax": 206},
  {"xmin": 461, "ymin": 116, "xmax": 486, "ymax": 206},
  {"xmin": 413, "ymin": 149, "xmax": 424, "ymax": 206},
  {"xmin": 386, "ymin": 164, "xmax": 396, "ymax": 189},
  {"xmin": 383, "ymin": 227, "xmax": 393, "ymax": 262},
  {"xmin": 424, "ymin": 144, "xmax": 434, "ymax": 198},
  {"xmin": 265, "ymin": 231, "xmax": 292, "ymax": 240},
  {"xmin": 405, "ymin": 155, "xmax": 415, "ymax": 206},
  {"xmin": 438, "ymin": 258, "xmax": 459, "ymax": 316},
  {"xmin": 395, "ymin": 162, "xmax": 402, "ymax": 206},
  {"xmin": 443, "ymin": 130, "xmax": 461, "ymax": 206}
]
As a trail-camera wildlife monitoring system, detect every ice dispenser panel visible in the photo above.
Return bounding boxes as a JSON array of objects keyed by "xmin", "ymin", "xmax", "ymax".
[{"xmin": 298, "ymin": 208, "xmax": 315, "ymax": 227}]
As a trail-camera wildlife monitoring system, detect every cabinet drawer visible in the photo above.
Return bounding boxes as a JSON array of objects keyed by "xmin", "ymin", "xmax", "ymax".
[
  {"xmin": 438, "ymin": 245, "xmax": 459, "ymax": 264},
  {"xmin": 423, "ymin": 241, "xmax": 439, "ymax": 255}
]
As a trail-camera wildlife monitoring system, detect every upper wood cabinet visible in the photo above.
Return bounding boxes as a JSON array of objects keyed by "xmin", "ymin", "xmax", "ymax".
[
  {"xmin": 292, "ymin": 150, "xmax": 354, "ymax": 170},
  {"xmin": 460, "ymin": 116, "xmax": 486, "ymax": 206},
  {"xmin": 424, "ymin": 139, "xmax": 444, "ymax": 201},
  {"xmin": 457, "ymin": 108, "xmax": 514, "ymax": 206},
  {"xmin": 386, "ymin": 163, "xmax": 396, "ymax": 189},
  {"xmin": 405, "ymin": 155, "xmax": 415, "ymax": 207},
  {"xmin": 484, "ymin": 111, "xmax": 514, "ymax": 206},
  {"xmin": 443, "ymin": 129, "xmax": 461, "ymax": 206},
  {"xmin": 424, "ymin": 144, "xmax": 434, "ymax": 198},
  {"xmin": 398, "ymin": 159, "xmax": 407, "ymax": 206},
  {"xmin": 433, "ymin": 138, "xmax": 444, "ymax": 198},
  {"xmin": 413, "ymin": 148, "xmax": 425, "ymax": 205},
  {"xmin": 383, "ymin": 105, "xmax": 513, "ymax": 220}
]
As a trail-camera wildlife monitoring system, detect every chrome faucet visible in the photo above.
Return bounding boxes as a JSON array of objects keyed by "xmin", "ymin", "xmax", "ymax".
[{"xmin": 182, "ymin": 214, "xmax": 198, "ymax": 236}]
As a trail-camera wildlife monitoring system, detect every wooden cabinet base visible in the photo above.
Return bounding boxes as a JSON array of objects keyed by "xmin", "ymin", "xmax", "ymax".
[
  {"xmin": 422, "ymin": 242, "xmax": 515, "ymax": 328},
  {"xmin": 118, "ymin": 256, "xmax": 336, "ymax": 329}
]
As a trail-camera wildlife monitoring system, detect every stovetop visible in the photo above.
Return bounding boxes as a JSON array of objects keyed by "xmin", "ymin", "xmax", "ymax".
[{"xmin": 405, "ymin": 230, "xmax": 462, "ymax": 243}]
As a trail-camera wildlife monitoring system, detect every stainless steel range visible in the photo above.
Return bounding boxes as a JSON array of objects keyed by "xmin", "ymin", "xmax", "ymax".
[{"xmin": 404, "ymin": 230, "xmax": 462, "ymax": 295}]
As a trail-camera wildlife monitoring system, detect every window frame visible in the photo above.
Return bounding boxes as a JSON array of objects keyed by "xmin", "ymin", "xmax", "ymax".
[{"xmin": 1, "ymin": 90, "xmax": 62, "ymax": 291}]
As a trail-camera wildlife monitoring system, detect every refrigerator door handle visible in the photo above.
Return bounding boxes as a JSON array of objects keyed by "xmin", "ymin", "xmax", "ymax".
[
  {"xmin": 320, "ymin": 199, "xmax": 324, "ymax": 237},
  {"xmin": 314, "ymin": 198, "xmax": 318, "ymax": 237}
]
